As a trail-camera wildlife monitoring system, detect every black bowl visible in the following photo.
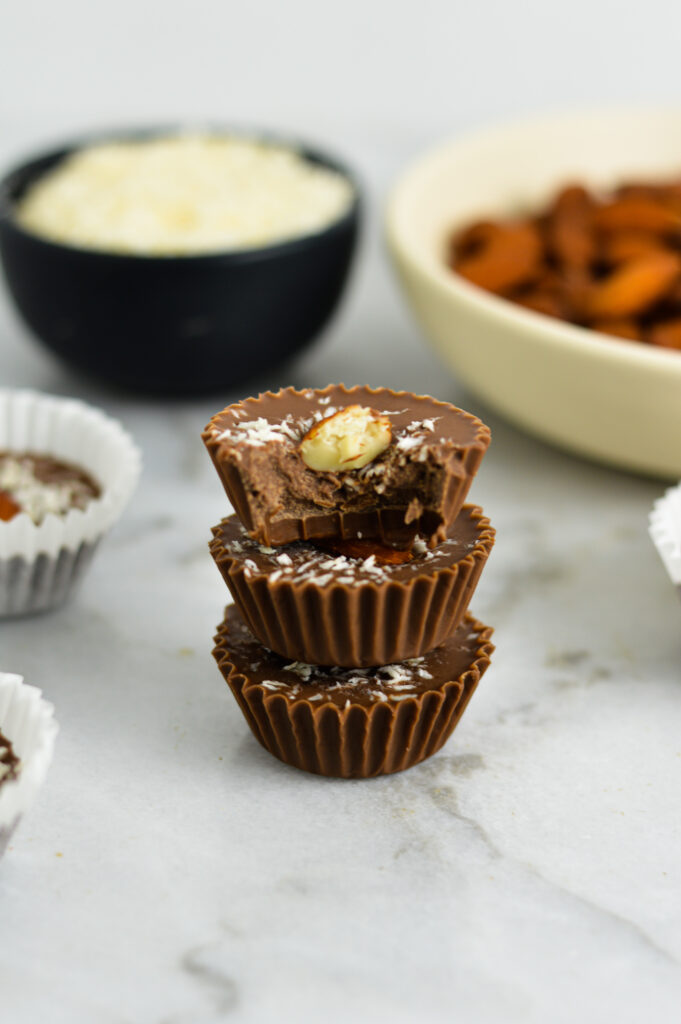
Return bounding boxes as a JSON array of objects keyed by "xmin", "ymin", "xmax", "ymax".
[{"xmin": 0, "ymin": 129, "xmax": 360, "ymax": 396}]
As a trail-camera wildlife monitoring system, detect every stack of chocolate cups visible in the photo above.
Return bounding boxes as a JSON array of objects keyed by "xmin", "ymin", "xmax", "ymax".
[{"xmin": 203, "ymin": 386, "xmax": 495, "ymax": 779}]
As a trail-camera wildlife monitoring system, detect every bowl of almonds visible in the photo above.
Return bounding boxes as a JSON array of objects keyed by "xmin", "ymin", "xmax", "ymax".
[{"xmin": 386, "ymin": 108, "xmax": 681, "ymax": 478}]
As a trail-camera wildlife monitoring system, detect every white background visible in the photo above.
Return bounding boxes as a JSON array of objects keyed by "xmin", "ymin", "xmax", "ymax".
[
  {"xmin": 3, "ymin": 0, "xmax": 679, "ymax": 135},
  {"xmin": 2, "ymin": 5, "xmax": 681, "ymax": 1024}
]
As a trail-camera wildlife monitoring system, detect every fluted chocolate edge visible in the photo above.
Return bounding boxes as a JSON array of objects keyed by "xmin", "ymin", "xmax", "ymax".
[
  {"xmin": 209, "ymin": 506, "xmax": 495, "ymax": 667},
  {"xmin": 212, "ymin": 612, "xmax": 494, "ymax": 779}
]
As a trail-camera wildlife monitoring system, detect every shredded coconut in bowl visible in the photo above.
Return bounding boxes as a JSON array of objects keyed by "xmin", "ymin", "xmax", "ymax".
[{"xmin": 15, "ymin": 135, "xmax": 355, "ymax": 256}]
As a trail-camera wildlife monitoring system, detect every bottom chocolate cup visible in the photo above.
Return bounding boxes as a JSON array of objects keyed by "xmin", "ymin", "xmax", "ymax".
[{"xmin": 212, "ymin": 605, "xmax": 494, "ymax": 779}]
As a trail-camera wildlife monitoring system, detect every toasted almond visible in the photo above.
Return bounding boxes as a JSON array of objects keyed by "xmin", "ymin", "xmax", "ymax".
[
  {"xmin": 592, "ymin": 318, "xmax": 642, "ymax": 341},
  {"xmin": 600, "ymin": 231, "xmax": 668, "ymax": 266},
  {"xmin": 455, "ymin": 221, "xmax": 543, "ymax": 295},
  {"xmin": 593, "ymin": 197, "xmax": 681, "ymax": 235},
  {"xmin": 587, "ymin": 251, "xmax": 681, "ymax": 319},
  {"xmin": 555, "ymin": 269, "xmax": 595, "ymax": 322},
  {"xmin": 300, "ymin": 405, "xmax": 392, "ymax": 472},
  {"xmin": 450, "ymin": 220, "xmax": 503, "ymax": 262},
  {"xmin": 648, "ymin": 318, "xmax": 681, "ymax": 349},
  {"xmin": 514, "ymin": 287, "xmax": 564, "ymax": 318},
  {"xmin": 615, "ymin": 182, "xmax": 681, "ymax": 210},
  {"xmin": 546, "ymin": 185, "xmax": 596, "ymax": 270}
]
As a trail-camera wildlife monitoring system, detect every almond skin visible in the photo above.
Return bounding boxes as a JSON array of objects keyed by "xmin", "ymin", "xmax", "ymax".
[
  {"xmin": 586, "ymin": 251, "xmax": 681, "ymax": 319},
  {"xmin": 455, "ymin": 221, "xmax": 543, "ymax": 295},
  {"xmin": 648, "ymin": 318, "xmax": 681, "ymax": 349}
]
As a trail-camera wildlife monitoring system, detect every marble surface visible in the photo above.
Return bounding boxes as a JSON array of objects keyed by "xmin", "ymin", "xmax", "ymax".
[{"xmin": 1, "ymin": 152, "xmax": 681, "ymax": 1024}]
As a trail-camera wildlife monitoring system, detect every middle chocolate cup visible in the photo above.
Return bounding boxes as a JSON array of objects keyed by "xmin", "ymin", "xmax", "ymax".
[{"xmin": 209, "ymin": 505, "xmax": 494, "ymax": 668}]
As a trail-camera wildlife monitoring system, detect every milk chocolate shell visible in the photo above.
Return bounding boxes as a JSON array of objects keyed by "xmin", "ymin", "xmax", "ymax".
[
  {"xmin": 213, "ymin": 605, "xmax": 494, "ymax": 778},
  {"xmin": 210, "ymin": 505, "xmax": 495, "ymax": 667},
  {"xmin": 202, "ymin": 385, "xmax": 490, "ymax": 548}
]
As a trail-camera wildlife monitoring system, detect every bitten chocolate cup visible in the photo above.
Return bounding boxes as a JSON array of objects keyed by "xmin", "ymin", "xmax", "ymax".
[
  {"xmin": 209, "ymin": 505, "xmax": 495, "ymax": 667},
  {"xmin": 213, "ymin": 604, "xmax": 494, "ymax": 778},
  {"xmin": 202, "ymin": 384, "xmax": 491, "ymax": 548}
]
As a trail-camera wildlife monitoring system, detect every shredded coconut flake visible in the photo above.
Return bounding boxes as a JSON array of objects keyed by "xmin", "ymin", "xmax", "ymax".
[
  {"xmin": 396, "ymin": 435, "xmax": 424, "ymax": 451},
  {"xmin": 17, "ymin": 135, "xmax": 354, "ymax": 255},
  {"xmin": 283, "ymin": 661, "xmax": 314, "ymax": 681},
  {"xmin": 0, "ymin": 456, "xmax": 96, "ymax": 525},
  {"xmin": 218, "ymin": 416, "xmax": 292, "ymax": 447}
]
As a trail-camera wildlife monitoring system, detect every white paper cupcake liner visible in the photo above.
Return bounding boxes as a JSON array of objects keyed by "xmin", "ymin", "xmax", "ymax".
[
  {"xmin": 0, "ymin": 672, "xmax": 58, "ymax": 856},
  {"xmin": 649, "ymin": 481, "xmax": 681, "ymax": 592},
  {"xmin": 0, "ymin": 389, "xmax": 141, "ymax": 616}
]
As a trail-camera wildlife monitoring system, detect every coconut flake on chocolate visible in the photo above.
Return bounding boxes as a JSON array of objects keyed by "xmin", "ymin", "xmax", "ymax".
[
  {"xmin": 213, "ymin": 516, "xmax": 484, "ymax": 589},
  {"xmin": 0, "ymin": 452, "xmax": 100, "ymax": 525},
  {"xmin": 216, "ymin": 604, "xmax": 492, "ymax": 707}
]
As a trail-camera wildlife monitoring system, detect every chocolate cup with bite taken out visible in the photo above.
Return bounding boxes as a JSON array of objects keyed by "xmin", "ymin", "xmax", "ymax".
[{"xmin": 202, "ymin": 385, "xmax": 491, "ymax": 549}]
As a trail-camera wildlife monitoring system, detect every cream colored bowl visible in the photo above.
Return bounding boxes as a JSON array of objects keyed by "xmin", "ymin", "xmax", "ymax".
[{"xmin": 386, "ymin": 108, "xmax": 681, "ymax": 478}]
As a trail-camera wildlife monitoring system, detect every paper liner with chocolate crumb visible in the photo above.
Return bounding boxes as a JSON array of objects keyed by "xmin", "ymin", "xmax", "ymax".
[
  {"xmin": 0, "ymin": 672, "xmax": 58, "ymax": 855},
  {"xmin": 202, "ymin": 385, "xmax": 490, "ymax": 548},
  {"xmin": 213, "ymin": 605, "xmax": 494, "ymax": 779},
  {"xmin": 649, "ymin": 481, "xmax": 681, "ymax": 594},
  {"xmin": 0, "ymin": 729, "xmax": 20, "ymax": 786},
  {"xmin": 210, "ymin": 505, "xmax": 495, "ymax": 667}
]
